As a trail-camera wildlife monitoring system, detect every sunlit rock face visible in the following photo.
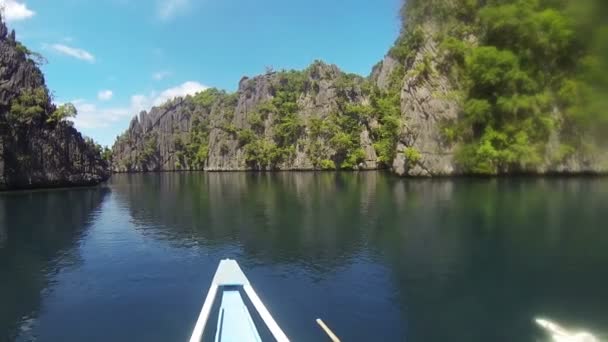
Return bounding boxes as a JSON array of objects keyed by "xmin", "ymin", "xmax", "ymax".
[
  {"xmin": 535, "ymin": 318, "xmax": 599, "ymax": 342},
  {"xmin": 111, "ymin": 62, "xmax": 377, "ymax": 172}
]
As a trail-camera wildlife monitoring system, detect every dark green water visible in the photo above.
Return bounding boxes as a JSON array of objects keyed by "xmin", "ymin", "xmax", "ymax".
[{"xmin": 1, "ymin": 172, "xmax": 607, "ymax": 342}]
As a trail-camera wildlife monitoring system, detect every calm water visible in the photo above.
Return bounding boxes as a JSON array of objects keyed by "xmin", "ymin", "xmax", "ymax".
[{"xmin": 1, "ymin": 172, "xmax": 607, "ymax": 342}]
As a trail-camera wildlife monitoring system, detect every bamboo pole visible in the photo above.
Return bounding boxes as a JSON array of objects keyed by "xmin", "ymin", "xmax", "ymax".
[{"xmin": 316, "ymin": 318, "xmax": 341, "ymax": 342}]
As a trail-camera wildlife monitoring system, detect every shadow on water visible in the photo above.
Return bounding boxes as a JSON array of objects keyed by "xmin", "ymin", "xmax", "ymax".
[
  {"xmin": 109, "ymin": 172, "xmax": 608, "ymax": 342},
  {"xmin": 0, "ymin": 187, "xmax": 109, "ymax": 341}
]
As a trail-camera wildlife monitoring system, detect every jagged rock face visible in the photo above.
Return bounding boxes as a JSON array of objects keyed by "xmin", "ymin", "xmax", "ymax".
[
  {"xmin": 370, "ymin": 56, "xmax": 399, "ymax": 91},
  {"xmin": 112, "ymin": 62, "xmax": 377, "ymax": 172},
  {"xmin": 370, "ymin": 25, "xmax": 460, "ymax": 177},
  {"xmin": 542, "ymin": 125, "xmax": 608, "ymax": 174},
  {"xmin": 0, "ymin": 123, "xmax": 109, "ymax": 189},
  {"xmin": 0, "ymin": 29, "xmax": 45, "ymax": 110},
  {"xmin": 394, "ymin": 69, "xmax": 460, "ymax": 177},
  {"xmin": 0, "ymin": 16, "xmax": 110, "ymax": 190},
  {"xmin": 387, "ymin": 29, "xmax": 460, "ymax": 176}
]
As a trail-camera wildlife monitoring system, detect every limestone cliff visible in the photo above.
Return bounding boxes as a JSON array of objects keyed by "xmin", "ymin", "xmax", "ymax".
[
  {"xmin": 0, "ymin": 16, "xmax": 109, "ymax": 190},
  {"xmin": 112, "ymin": 62, "xmax": 378, "ymax": 172},
  {"xmin": 371, "ymin": 26, "xmax": 461, "ymax": 176}
]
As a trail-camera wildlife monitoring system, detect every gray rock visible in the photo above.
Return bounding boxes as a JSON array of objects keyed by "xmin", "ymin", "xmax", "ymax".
[
  {"xmin": 112, "ymin": 61, "xmax": 377, "ymax": 173},
  {"xmin": 0, "ymin": 16, "xmax": 109, "ymax": 190},
  {"xmin": 370, "ymin": 56, "xmax": 399, "ymax": 91},
  {"xmin": 0, "ymin": 23, "xmax": 45, "ymax": 108},
  {"xmin": 0, "ymin": 123, "xmax": 110, "ymax": 189}
]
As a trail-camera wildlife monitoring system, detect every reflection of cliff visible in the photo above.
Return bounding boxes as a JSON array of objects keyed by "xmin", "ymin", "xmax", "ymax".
[
  {"xmin": 0, "ymin": 188, "xmax": 109, "ymax": 340},
  {"xmin": 111, "ymin": 172, "xmax": 388, "ymax": 271},
  {"xmin": 372, "ymin": 178, "xmax": 608, "ymax": 341}
]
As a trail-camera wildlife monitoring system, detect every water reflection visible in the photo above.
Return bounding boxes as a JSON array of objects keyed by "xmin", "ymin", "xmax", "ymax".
[
  {"xmin": 111, "ymin": 172, "xmax": 380, "ymax": 272},
  {"xmin": 0, "ymin": 188, "xmax": 109, "ymax": 341},
  {"xmin": 109, "ymin": 173, "xmax": 608, "ymax": 341},
  {"xmin": 536, "ymin": 318, "xmax": 599, "ymax": 342},
  {"xmin": 0, "ymin": 208, "xmax": 6, "ymax": 248},
  {"xmin": 375, "ymin": 178, "xmax": 608, "ymax": 341}
]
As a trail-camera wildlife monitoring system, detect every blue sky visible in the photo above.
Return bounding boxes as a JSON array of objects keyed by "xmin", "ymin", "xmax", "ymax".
[{"xmin": 2, "ymin": 0, "xmax": 401, "ymax": 147}]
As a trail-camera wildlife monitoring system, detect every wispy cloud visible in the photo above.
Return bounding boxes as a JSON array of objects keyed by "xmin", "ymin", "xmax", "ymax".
[
  {"xmin": 50, "ymin": 44, "xmax": 95, "ymax": 63},
  {"xmin": 152, "ymin": 71, "xmax": 172, "ymax": 81},
  {"xmin": 157, "ymin": 0, "xmax": 189, "ymax": 20},
  {"xmin": 97, "ymin": 90, "xmax": 113, "ymax": 101},
  {"xmin": 0, "ymin": 0, "xmax": 35, "ymax": 22}
]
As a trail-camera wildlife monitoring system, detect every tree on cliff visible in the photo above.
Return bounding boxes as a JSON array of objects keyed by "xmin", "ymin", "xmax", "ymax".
[
  {"xmin": 395, "ymin": 0, "xmax": 608, "ymax": 173},
  {"xmin": 48, "ymin": 103, "xmax": 77, "ymax": 124}
]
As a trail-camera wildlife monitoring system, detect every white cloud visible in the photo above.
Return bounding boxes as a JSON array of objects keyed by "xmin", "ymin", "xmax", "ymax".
[
  {"xmin": 157, "ymin": 0, "xmax": 189, "ymax": 20},
  {"xmin": 0, "ymin": 0, "xmax": 35, "ymax": 22},
  {"xmin": 131, "ymin": 81, "xmax": 208, "ymax": 111},
  {"xmin": 50, "ymin": 44, "xmax": 95, "ymax": 63},
  {"xmin": 130, "ymin": 94, "xmax": 150, "ymax": 114},
  {"xmin": 152, "ymin": 71, "xmax": 172, "ymax": 81},
  {"xmin": 154, "ymin": 81, "xmax": 207, "ymax": 105},
  {"xmin": 97, "ymin": 90, "xmax": 113, "ymax": 101},
  {"xmin": 70, "ymin": 81, "xmax": 207, "ymax": 131},
  {"xmin": 70, "ymin": 101, "xmax": 130, "ymax": 129}
]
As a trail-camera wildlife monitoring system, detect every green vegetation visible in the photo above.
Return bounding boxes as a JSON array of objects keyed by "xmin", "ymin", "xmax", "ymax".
[
  {"xmin": 369, "ymin": 65, "xmax": 404, "ymax": 167},
  {"xmin": 558, "ymin": 0, "xmax": 608, "ymax": 143},
  {"xmin": 328, "ymin": 104, "xmax": 370, "ymax": 169},
  {"xmin": 169, "ymin": 88, "xmax": 241, "ymax": 169},
  {"xmin": 102, "ymin": 147, "xmax": 112, "ymax": 162},
  {"xmin": 402, "ymin": 0, "xmax": 608, "ymax": 174},
  {"xmin": 237, "ymin": 128, "xmax": 255, "ymax": 146},
  {"xmin": 233, "ymin": 67, "xmax": 389, "ymax": 170},
  {"xmin": 236, "ymin": 64, "xmax": 401, "ymax": 170},
  {"xmin": 15, "ymin": 42, "xmax": 46, "ymax": 65},
  {"xmin": 305, "ymin": 81, "xmax": 371, "ymax": 169},
  {"xmin": 241, "ymin": 70, "xmax": 307, "ymax": 169},
  {"xmin": 244, "ymin": 138, "xmax": 287, "ymax": 169},
  {"xmin": 306, "ymin": 116, "xmax": 330, "ymax": 169},
  {"xmin": 319, "ymin": 159, "xmax": 336, "ymax": 170},
  {"xmin": 404, "ymin": 147, "xmax": 422, "ymax": 164},
  {"xmin": 84, "ymin": 137, "xmax": 104, "ymax": 155},
  {"xmin": 15, "ymin": 42, "xmax": 30, "ymax": 56},
  {"xmin": 305, "ymin": 73, "xmax": 370, "ymax": 170},
  {"xmin": 48, "ymin": 103, "xmax": 77, "ymax": 124},
  {"xmin": 174, "ymin": 116, "xmax": 209, "ymax": 170},
  {"xmin": 191, "ymin": 88, "xmax": 225, "ymax": 110},
  {"xmin": 8, "ymin": 87, "xmax": 49, "ymax": 124},
  {"xmin": 389, "ymin": 26, "xmax": 425, "ymax": 64},
  {"xmin": 8, "ymin": 86, "xmax": 78, "ymax": 127},
  {"xmin": 139, "ymin": 134, "xmax": 158, "ymax": 163}
]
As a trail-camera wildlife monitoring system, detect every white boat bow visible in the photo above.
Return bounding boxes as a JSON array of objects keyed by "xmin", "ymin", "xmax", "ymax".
[{"xmin": 189, "ymin": 259, "xmax": 289, "ymax": 342}]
